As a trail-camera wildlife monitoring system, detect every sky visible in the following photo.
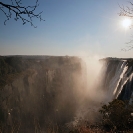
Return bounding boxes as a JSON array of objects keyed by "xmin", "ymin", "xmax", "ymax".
[{"xmin": 0, "ymin": 0, "xmax": 133, "ymax": 58}]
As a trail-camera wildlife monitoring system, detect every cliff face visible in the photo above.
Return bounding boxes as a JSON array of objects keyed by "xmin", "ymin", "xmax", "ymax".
[
  {"xmin": 2, "ymin": 56, "xmax": 133, "ymax": 132},
  {"xmin": 0, "ymin": 56, "xmax": 87, "ymax": 132},
  {"xmin": 101, "ymin": 58, "xmax": 133, "ymax": 102}
]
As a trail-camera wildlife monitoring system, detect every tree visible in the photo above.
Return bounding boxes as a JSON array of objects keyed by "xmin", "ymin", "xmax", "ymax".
[
  {"xmin": 99, "ymin": 99, "xmax": 133, "ymax": 132},
  {"xmin": 0, "ymin": 0, "xmax": 44, "ymax": 28},
  {"xmin": 119, "ymin": 2, "xmax": 133, "ymax": 50},
  {"xmin": 119, "ymin": 2, "xmax": 133, "ymax": 20}
]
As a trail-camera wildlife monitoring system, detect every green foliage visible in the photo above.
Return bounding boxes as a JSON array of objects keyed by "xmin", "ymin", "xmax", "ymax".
[{"xmin": 99, "ymin": 99, "xmax": 133, "ymax": 132}]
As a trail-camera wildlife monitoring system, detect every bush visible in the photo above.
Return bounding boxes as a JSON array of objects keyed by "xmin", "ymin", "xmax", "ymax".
[{"xmin": 99, "ymin": 99, "xmax": 133, "ymax": 132}]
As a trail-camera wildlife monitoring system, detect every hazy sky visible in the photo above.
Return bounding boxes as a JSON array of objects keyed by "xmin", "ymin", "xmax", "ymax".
[{"xmin": 0, "ymin": 0, "xmax": 133, "ymax": 57}]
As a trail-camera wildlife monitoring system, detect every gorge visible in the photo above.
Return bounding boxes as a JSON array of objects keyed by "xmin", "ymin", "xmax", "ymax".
[{"xmin": 0, "ymin": 56, "xmax": 133, "ymax": 132}]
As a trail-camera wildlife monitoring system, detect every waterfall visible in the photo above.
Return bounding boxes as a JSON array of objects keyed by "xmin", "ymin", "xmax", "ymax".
[{"xmin": 102, "ymin": 58, "xmax": 133, "ymax": 102}]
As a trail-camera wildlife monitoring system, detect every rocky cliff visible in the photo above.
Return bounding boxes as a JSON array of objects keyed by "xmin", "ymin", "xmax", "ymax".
[
  {"xmin": 0, "ymin": 56, "xmax": 87, "ymax": 132},
  {"xmin": 1, "ymin": 56, "xmax": 133, "ymax": 132},
  {"xmin": 101, "ymin": 58, "xmax": 133, "ymax": 102}
]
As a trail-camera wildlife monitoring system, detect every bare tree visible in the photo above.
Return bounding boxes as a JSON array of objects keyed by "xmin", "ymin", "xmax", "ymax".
[
  {"xmin": 0, "ymin": 0, "xmax": 44, "ymax": 28},
  {"xmin": 119, "ymin": 2, "xmax": 133, "ymax": 51},
  {"xmin": 119, "ymin": 2, "xmax": 133, "ymax": 18}
]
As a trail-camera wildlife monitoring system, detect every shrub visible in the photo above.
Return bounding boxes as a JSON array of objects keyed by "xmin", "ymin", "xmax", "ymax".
[{"xmin": 99, "ymin": 99, "xmax": 133, "ymax": 132}]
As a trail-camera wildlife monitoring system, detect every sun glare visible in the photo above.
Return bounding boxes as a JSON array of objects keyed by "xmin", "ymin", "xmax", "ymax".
[{"xmin": 121, "ymin": 18, "xmax": 132, "ymax": 29}]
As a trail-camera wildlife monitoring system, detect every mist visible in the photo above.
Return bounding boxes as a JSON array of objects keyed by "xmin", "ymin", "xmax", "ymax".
[{"xmin": 68, "ymin": 56, "xmax": 108, "ymax": 126}]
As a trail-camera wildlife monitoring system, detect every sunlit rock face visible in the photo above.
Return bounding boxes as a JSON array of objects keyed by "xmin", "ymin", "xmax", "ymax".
[
  {"xmin": 0, "ymin": 56, "xmax": 87, "ymax": 132},
  {"xmin": 101, "ymin": 58, "xmax": 133, "ymax": 102}
]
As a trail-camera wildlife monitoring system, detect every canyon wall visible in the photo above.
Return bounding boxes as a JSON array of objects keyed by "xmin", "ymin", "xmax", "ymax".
[
  {"xmin": 101, "ymin": 58, "xmax": 133, "ymax": 102},
  {"xmin": 0, "ymin": 56, "xmax": 87, "ymax": 132},
  {"xmin": 0, "ymin": 56, "xmax": 133, "ymax": 132}
]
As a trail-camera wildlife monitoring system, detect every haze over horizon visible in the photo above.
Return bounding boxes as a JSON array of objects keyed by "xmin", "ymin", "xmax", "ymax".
[{"xmin": 0, "ymin": 0, "xmax": 133, "ymax": 58}]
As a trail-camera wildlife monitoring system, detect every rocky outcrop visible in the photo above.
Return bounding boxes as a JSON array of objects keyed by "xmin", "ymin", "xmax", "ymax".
[{"xmin": 0, "ymin": 56, "xmax": 87, "ymax": 132}]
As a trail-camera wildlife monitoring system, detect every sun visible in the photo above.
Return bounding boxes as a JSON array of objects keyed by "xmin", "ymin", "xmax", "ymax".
[{"xmin": 121, "ymin": 18, "xmax": 132, "ymax": 29}]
